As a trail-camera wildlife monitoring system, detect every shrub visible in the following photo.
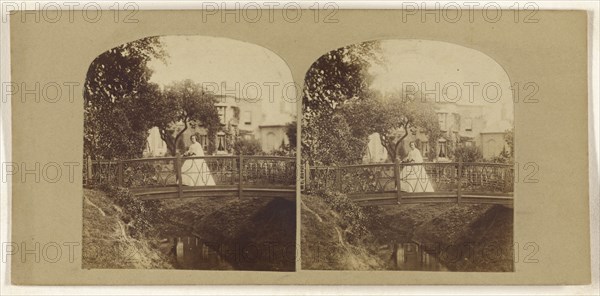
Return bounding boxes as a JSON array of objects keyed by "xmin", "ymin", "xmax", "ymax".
[
  {"xmin": 103, "ymin": 185, "xmax": 165, "ymax": 239},
  {"xmin": 317, "ymin": 189, "xmax": 381, "ymax": 244},
  {"xmin": 233, "ymin": 138, "xmax": 262, "ymax": 155},
  {"xmin": 454, "ymin": 146, "xmax": 483, "ymax": 162}
]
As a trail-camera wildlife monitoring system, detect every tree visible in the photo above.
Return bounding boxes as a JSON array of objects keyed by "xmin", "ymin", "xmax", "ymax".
[
  {"xmin": 303, "ymin": 41, "xmax": 381, "ymax": 118},
  {"xmin": 84, "ymin": 36, "xmax": 167, "ymax": 160},
  {"xmin": 302, "ymin": 112, "xmax": 364, "ymax": 165},
  {"xmin": 504, "ymin": 128, "xmax": 514, "ymax": 158},
  {"xmin": 285, "ymin": 120, "xmax": 297, "ymax": 150},
  {"xmin": 302, "ymin": 41, "xmax": 382, "ymax": 164},
  {"xmin": 370, "ymin": 92, "xmax": 441, "ymax": 162},
  {"xmin": 154, "ymin": 79, "xmax": 221, "ymax": 156}
]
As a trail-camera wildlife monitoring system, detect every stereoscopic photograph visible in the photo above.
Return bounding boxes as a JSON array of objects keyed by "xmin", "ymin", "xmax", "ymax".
[
  {"xmin": 8, "ymin": 7, "xmax": 592, "ymax": 287},
  {"xmin": 301, "ymin": 39, "xmax": 515, "ymax": 271},
  {"xmin": 82, "ymin": 35, "xmax": 297, "ymax": 271}
]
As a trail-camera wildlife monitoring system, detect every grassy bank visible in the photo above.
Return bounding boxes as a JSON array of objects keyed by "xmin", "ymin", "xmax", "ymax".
[
  {"xmin": 82, "ymin": 189, "xmax": 174, "ymax": 269},
  {"xmin": 301, "ymin": 193, "xmax": 385, "ymax": 270}
]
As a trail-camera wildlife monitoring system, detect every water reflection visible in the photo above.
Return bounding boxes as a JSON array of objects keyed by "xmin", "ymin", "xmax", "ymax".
[
  {"xmin": 174, "ymin": 236, "xmax": 234, "ymax": 270},
  {"xmin": 390, "ymin": 242, "xmax": 448, "ymax": 271}
]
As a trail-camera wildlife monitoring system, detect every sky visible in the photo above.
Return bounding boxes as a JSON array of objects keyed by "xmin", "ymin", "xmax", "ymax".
[
  {"xmin": 147, "ymin": 35, "xmax": 296, "ymax": 124},
  {"xmin": 369, "ymin": 39, "xmax": 514, "ymax": 124}
]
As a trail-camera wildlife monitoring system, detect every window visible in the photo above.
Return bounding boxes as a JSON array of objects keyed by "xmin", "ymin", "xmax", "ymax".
[
  {"xmin": 437, "ymin": 113, "xmax": 447, "ymax": 131},
  {"xmin": 199, "ymin": 135, "xmax": 209, "ymax": 151},
  {"xmin": 465, "ymin": 141, "xmax": 473, "ymax": 147},
  {"xmin": 421, "ymin": 142, "xmax": 429, "ymax": 154},
  {"xmin": 217, "ymin": 106, "xmax": 226, "ymax": 124},
  {"xmin": 464, "ymin": 118, "xmax": 473, "ymax": 132},
  {"xmin": 242, "ymin": 111, "xmax": 252, "ymax": 125},
  {"xmin": 217, "ymin": 135, "xmax": 227, "ymax": 152},
  {"xmin": 438, "ymin": 142, "xmax": 447, "ymax": 158}
]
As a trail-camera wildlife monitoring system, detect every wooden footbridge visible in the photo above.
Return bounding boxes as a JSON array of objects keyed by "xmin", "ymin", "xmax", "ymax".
[
  {"xmin": 85, "ymin": 155, "xmax": 513, "ymax": 207},
  {"xmin": 302, "ymin": 161, "xmax": 514, "ymax": 207},
  {"xmin": 84, "ymin": 155, "xmax": 296, "ymax": 200}
]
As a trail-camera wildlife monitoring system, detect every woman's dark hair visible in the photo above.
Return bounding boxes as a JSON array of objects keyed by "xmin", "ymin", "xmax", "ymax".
[{"xmin": 190, "ymin": 134, "xmax": 198, "ymax": 141}]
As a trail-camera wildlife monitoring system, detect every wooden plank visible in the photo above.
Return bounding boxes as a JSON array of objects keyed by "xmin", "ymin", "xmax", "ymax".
[
  {"xmin": 138, "ymin": 189, "xmax": 296, "ymax": 200},
  {"xmin": 241, "ymin": 190, "xmax": 296, "ymax": 198}
]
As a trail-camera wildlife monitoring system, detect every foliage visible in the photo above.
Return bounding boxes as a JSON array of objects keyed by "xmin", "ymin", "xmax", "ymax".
[
  {"xmin": 454, "ymin": 146, "xmax": 483, "ymax": 162},
  {"xmin": 488, "ymin": 128, "xmax": 514, "ymax": 164},
  {"xmin": 302, "ymin": 41, "xmax": 382, "ymax": 165},
  {"xmin": 286, "ymin": 120, "xmax": 297, "ymax": 150},
  {"xmin": 380, "ymin": 93, "xmax": 440, "ymax": 162},
  {"xmin": 302, "ymin": 41, "xmax": 382, "ymax": 118},
  {"xmin": 102, "ymin": 185, "xmax": 165, "ymax": 239},
  {"xmin": 303, "ymin": 112, "xmax": 367, "ymax": 165},
  {"xmin": 233, "ymin": 138, "xmax": 262, "ymax": 155},
  {"xmin": 504, "ymin": 128, "xmax": 514, "ymax": 158},
  {"xmin": 155, "ymin": 79, "xmax": 221, "ymax": 156},
  {"xmin": 84, "ymin": 36, "xmax": 167, "ymax": 160},
  {"xmin": 317, "ymin": 189, "xmax": 381, "ymax": 244}
]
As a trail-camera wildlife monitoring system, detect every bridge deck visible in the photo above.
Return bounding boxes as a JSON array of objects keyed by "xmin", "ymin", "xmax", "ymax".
[
  {"xmin": 130, "ymin": 185, "xmax": 296, "ymax": 200},
  {"xmin": 349, "ymin": 191, "xmax": 513, "ymax": 207}
]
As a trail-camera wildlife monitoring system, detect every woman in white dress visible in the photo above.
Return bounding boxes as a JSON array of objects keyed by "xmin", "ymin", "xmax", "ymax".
[
  {"xmin": 399, "ymin": 142, "xmax": 434, "ymax": 193},
  {"xmin": 180, "ymin": 135, "xmax": 216, "ymax": 186}
]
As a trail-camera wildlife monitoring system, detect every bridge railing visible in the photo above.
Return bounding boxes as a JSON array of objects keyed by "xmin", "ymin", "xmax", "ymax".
[
  {"xmin": 303, "ymin": 161, "xmax": 514, "ymax": 204},
  {"xmin": 84, "ymin": 155, "xmax": 296, "ymax": 199}
]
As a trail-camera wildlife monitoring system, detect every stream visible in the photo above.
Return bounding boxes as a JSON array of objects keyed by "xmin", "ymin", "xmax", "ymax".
[
  {"xmin": 387, "ymin": 241, "xmax": 448, "ymax": 271},
  {"xmin": 171, "ymin": 236, "xmax": 235, "ymax": 270}
]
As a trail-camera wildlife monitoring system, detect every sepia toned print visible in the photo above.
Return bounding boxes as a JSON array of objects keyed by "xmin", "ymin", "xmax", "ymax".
[
  {"xmin": 82, "ymin": 35, "xmax": 297, "ymax": 271},
  {"xmin": 7, "ymin": 8, "xmax": 591, "ymax": 285},
  {"xmin": 301, "ymin": 39, "xmax": 514, "ymax": 271}
]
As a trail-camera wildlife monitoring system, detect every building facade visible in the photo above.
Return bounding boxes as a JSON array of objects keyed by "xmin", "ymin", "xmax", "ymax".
[
  {"xmin": 363, "ymin": 100, "xmax": 512, "ymax": 163},
  {"xmin": 143, "ymin": 93, "xmax": 295, "ymax": 157}
]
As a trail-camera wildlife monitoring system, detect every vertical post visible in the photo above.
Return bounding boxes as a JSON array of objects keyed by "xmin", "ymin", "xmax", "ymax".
[
  {"xmin": 457, "ymin": 158, "xmax": 463, "ymax": 203},
  {"xmin": 335, "ymin": 166, "xmax": 342, "ymax": 192},
  {"xmin": 304, "ymin": 162, "xmax": 310, "ymax": 191},
  {"xmin": 86, "ymin": 155, "xmax": 93, "ymax": 185},
  {"xmin": 117, "ymin": 160, "xmax": 124, "ymax": 187},
  {"xmin": 394, "ymin": 160, "xmax": 402, "ymax": 204},
  {"xmin": 238, "ymin": 154, "xmax": 243, "ymax": 199},
  {"xmin": 175, "ymin": 154, "xmax": 182, "ymax": 199}
]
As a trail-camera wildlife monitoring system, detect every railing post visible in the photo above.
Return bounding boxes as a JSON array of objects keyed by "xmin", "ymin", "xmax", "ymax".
[
  {"xmin": 175, "ymin": 154, "xmax": 183, "ymax": 199},
  {"xmin": 86, "ymin": 155, "xmax": 93, "ymax": 185},
  {"xmin": 457, "ymin": 158, "xmax": 463, "ymax": 203},
  {"xmin": 238, "ymin": 154, "xmax": 243, "ymax": 199},
  {"xmin": 304, "ymin": 162, "xmax": 310, "ymax": 191},
  {"xmin": 117, "ymin": 160, "xmax": 124, "ymax": 187},
  {"xmin": 335, "ymin": 166, "xmax": 342, "ymax": 192},
  {"xmin": 394, "ymin": 159, "xmax": 402, "ymax": 204}
]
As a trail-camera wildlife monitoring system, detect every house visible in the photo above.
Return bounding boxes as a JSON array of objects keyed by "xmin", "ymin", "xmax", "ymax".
[
  {"xmin": 143, "ymin": 93, "xmax": 295, "ymax": 157},
  {"xmin": 363, "ymin": 99, "xmax": 512, "ymax": 163}
]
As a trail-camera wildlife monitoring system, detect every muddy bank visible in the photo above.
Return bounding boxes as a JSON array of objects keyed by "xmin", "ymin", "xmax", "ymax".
[
  {"xmin": 369, "ymin": 203, "xmax": 514, "ymax": 271},
  {"xmin": 159, "ymin": 196, "xmax": 296, "ymax": 271}
]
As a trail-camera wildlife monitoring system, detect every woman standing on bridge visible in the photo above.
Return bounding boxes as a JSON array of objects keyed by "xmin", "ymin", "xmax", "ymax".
[
  {"xmin": 181, "ymin": 134, "xmax": 216, "ymax": 186},
  {"xmin": 400, "ymin": 142, "xmax": 434, "ymax": 193}
]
